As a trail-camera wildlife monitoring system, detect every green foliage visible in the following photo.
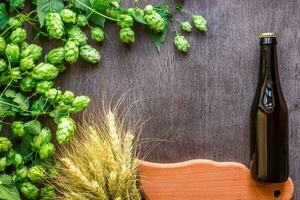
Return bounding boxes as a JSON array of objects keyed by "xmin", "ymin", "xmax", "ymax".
[
  {"xmin": 0, "ymin": 1, "xmax": 208, "ymax": 198},
  {"xmin": 0, "ymin": 4, "xmax": 9, "ymax": 30},
  {"xmin": 37, "ymin": 0, "xmax": 64, "ymax": 26},
  {"xmin": 0, "ymin": 175, "xmax": 20, "ymax": 200},
  {"xmin": 10, "ymin": 0, "xmax": 25, "ymax": 11}
]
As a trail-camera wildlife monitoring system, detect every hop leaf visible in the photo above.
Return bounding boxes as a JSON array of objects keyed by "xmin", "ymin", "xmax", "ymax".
[
  {"xmin": 60, "ymin": 8, "xmax": 77, "ymax": 24},
  {"xmin": 20, "ymin": 182, "xmax": 39, "ymax": 199},
  {"xmin": 5, "ymin": 43, "xmax": 20, "ymax": 63},
  {"xmin": 79, "ymin": 44, "xmax": 101, "ymax": 64},
  {"xmin": 119, "ymin": 27, "xmax": 135, "ymax": 43},
  {"xmin": 64, "ymin": 40, "xmax": 79, "ymax": 63},
  {"xmin": 68, "ymin": 26, "xmax": 87, "ymax": 46},
  {"xmin": 45, "ymin": 12, "xmax": 65, "ymax": 39},
  {"xmin": 56, "ymin": 117, "xmax": 76, "ymax": 144},
  {"xmin": 174, "ymin": 35, "xmax": 190, "ymax": 53},
  {"xmin": 181, "ymin": 21, "xmax": 192, "ymax": 33},
  {"xmin": 193, "ymin": 15, "xmax": 207, "ymax": 32},
  {"xmin": 91, "ymin": 27, "xmax": 105, "ymax": 42},
  {"xmin": 9, "ymin": 27, "xmax": 27, "ymax": 44},
  {"xmin": 45, "ymin": 47, "xmax": 65, "ymax": 65},
  {"xmin": 32, "ymin": 63, "xmax": 59, "ymax": 80}
]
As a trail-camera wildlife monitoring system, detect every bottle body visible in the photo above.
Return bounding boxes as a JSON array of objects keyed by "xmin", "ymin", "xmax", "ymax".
[{"xmin": 250, "ymin": 33, "xmax": 289, "ymax": 183}]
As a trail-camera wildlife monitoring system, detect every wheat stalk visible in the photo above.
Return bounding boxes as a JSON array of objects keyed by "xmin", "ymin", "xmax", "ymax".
[{"xmin": 51, "ymin": 110, "xmax": 142, "ymax": 200}]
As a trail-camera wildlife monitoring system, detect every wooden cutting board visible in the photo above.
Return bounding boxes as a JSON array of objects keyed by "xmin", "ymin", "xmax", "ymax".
[{"xmin": 139, "ymin": 159, "xmax": 294, "ymax": 200}]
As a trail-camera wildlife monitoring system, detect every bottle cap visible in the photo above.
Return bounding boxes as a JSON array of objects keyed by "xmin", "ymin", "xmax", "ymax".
[{"xmin": 259, "ymin": 32, "xmax": 277, "ymax": 38}]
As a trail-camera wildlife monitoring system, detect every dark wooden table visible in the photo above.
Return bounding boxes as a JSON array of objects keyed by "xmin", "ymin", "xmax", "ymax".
[{"xmin": 56, "ymin": 0, "xmax": 300, "ymax": 198}]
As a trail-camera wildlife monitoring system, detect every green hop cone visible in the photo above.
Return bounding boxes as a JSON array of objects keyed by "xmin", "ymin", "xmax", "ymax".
[
  {"xmin": 193, "ymin": 15, "xmax": 207, "ymax": 32},
  {"xmin": 32, "ymin": 63, "xmax": 59, "ymax": 80},
  {"xmin": 79, "ymin": 44, "xmax": 101, "ymax": 64},
  {"xmin": 118, "ymin": 14, "xmax": 134, "ymax": 28},
  {"xmin": 56, "ymin": 64, "xmax": 67, "ymax": 72},
  {"xmin": 144, "ymin": 11, "xmax": 166, "ymax": 32},
  {"xmin": 60, "ymin": 9, "xmax": 77, "ymax": 24},
  {"xmin": 36, "ymin": 80, "xmax": 54, "ymax": 94},
  {"xmin": 12, "ymin": 121, "xmax": 25, "ymax": 138},
  {"xmin": 31, "ymin": 127, "xmax": 52, "ymax": 151},
  {"xmin": 174, "ymin": 35, "xmax": 190, "ymax": 53},
  {"xmin": 0, "ymin": 37, "xmax": 7, "ymax": 54},
  {"xmin": 68, "ymin": 26, "xmax": 87, "ymax": 46},
  {"xmin": 20, "ymin": 57, "xmax": 35, "ymax": 70},
  {"xmin": 0, "ymin": 68, "xmax": 21, "ymax": 84},
  {"xmin": 8, "ymin": 17, "xmax": 22, "ymax": 30},
  {"xmin": 45, "ymin": 12, "xmax": 65, "ymax": 39},
  {"xmin": 21, "ymin": 44, "xmax": 42, "ymax": 61},
  {"xmin": 0, "ymin": 157, "xmax": 6, "ymax": 171},
  {"xmin": 64, "ymin": 40, "xmax": 79, "ymax": 63},
  {"xmin": 181, "ymin": 21, "xmax": 192, "ymax": 33},
  {"xmin": 62, "ymin": 90, "xmax": 75, "ymax": 105},
  {"xmin": 91, "ymin": 27, "xmax": 105, "ymax": 42},
  {"xmin": 41, "ymin": 185, "xmax": 56, "ymax": 200},
  {"xmin": 5, "ymin": 43, "xmax": 20, "ymax": 63},
  {"xmin": 144, "ymin": 5, "xmax": 154, "ymax": 14},
  {"xmin": 20, "ymin": 76, "xmax": 36, "ymax": 92},
  {"xmin": 45, "ymin": 47, "xmax": 65, "ymax": 65},
  {"xmin": 39, "ymin": 143, "xmax": 55, "ymax": 159},
  {"xmin": 0, "ymin": 137, "xmax": 12, "ymax": 152},
  {"xmin": 77, "ymin": 14, "xmax": 88, "ymax": 27},
  {"xmin": 0, "ymin": 59, "xmax": 7, "ymax": 72},
  {"xmin": 45, "ymin": 88, "xmax": 62, "ymax": 103},
  {"xmin": 14, "ymin": 153, "xmax": 23, "ymax": 167},
  {"xmin": 119, "ymin": 27, "xmax": 135, "ymax": 43},
  {"xmin": 9, "ymin": 28, "xmax": 27, "ymax": 44},
  {"xmin": 56, "ymin": 117, "xmax": 76, "ymax": 144},
  {"xmin": 27, "ymin": 165, "xmax": 46, "ymax": 183},
  {"xmin": 15, "ymin": 166, "xmax": 28, "ymax": 181},
  {"xmin": 20, "ymin": 182, "xmax": 39, "ymax": 200},
  {"xmin": 16, "ymin": 13, "xmax": 27, "ymax": 23},
  {"xmin": 71, "ymin": 95, "xmax": 90, "ymax": 113},
  {"xmin": 20, "ymin": 41, "xmax": 28, "ymax": 50}
]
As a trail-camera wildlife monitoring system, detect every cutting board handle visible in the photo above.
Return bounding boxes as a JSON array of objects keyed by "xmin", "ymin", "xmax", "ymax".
[{"xmin": 139, "ymin": 159, "xmax": 294, "ymax": 200}]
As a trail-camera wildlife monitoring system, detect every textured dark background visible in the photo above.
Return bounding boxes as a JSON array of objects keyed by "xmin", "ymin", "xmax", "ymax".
[{"xmin": 54, "ymin": 0, "xmax": 300, "ymax": 198}]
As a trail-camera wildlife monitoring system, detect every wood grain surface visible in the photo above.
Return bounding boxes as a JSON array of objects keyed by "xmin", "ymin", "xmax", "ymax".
[
  {"xmin": 139, "ymin": 159, "xmax": 294, "ymax": 200},
  {"xmin": 50, "ymin": 0, "xmax": 300, "ymax": 198}
]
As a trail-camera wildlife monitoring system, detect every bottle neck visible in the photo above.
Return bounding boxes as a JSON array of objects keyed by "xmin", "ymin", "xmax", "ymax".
[{"xmin": 259, "ymin": 39, "xmax": 279, "ymax": 83}]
